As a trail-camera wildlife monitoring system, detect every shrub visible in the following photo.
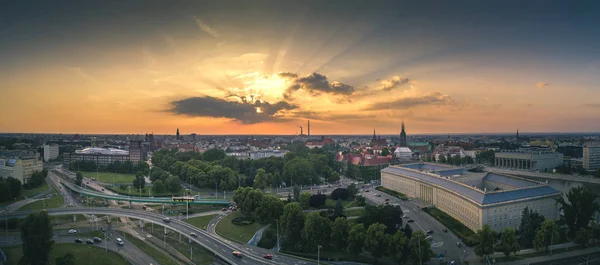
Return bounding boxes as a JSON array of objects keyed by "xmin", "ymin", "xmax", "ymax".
[
  {"xmin": 331, "ymin": 188, "xmax": 349, "ymax": 200},
  {"xmin": 231, "ymin": 216, "xmax": 255, "ymax": 226},
  {"xmin": 257, "ymin": 228, "xmax": 277, "ymax": 249},
  {"xmin": 309, "ymin": 194, "xmax": 326, "ymax": 207}
]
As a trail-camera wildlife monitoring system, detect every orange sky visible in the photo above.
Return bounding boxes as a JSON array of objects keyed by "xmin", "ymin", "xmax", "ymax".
[{"xmin": 1, "ymin": 1, "xmax": 600, "ymax": 134}]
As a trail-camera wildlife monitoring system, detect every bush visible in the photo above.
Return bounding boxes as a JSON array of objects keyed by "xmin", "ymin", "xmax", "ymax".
[
  {"xmin": 422, "ymin": 207, "xmax": 478, "ymax": 246},
  {"xmin": 309, "ymin": 194, "xmax": 326, "ymax": 207},
  {"xmin": 330, "ymin": 188, "xmax": 349, "ymax": 200},
  {"xmin": 231, "ymin": 216, "xmax": 255, "ymax": 226},
  {"xmin": 375, "ymin": 186, "xmax": 408, "ymax": 200},
  {"xmin": 257, "ymin": 228, "xmax": 277, "ymax": 249}
]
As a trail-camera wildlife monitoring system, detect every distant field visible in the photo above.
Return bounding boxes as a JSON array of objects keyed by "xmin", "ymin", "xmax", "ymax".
[
  {"xmin": 80, "ymin": 171, "xmax": 135, "ymax": 184},
  {"xmin": 21, "ymin": 182, "xmax": 50, "ymax": 199},
  {"xmin": 2, "ymin": 243, "xmax": 130, "ymax": 265},
  {"xmin": 18, "ymin": 189, "xmax": 64, "ymax": 211},
  {"xmin": 215, "ymin": 211, "xmax": 262, "ymax": 244}
]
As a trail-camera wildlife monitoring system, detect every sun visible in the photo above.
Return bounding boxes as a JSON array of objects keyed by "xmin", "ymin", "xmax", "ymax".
[
  {"xmin": 256, "ymin": 107, "xmax": 263, "ymax": 113},
  {"xmin": 236, "ymin": 72, "xmax": 288, "ymax": 102}
]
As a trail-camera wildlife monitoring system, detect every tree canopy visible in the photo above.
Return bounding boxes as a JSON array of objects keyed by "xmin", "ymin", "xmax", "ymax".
[
  {"xmin": 555, "ymin": 186, "xmax": 599, "ymax": 236},
  {"xmin": 20, "ymin": 211, "xmax": 54, "ymax": 265}
]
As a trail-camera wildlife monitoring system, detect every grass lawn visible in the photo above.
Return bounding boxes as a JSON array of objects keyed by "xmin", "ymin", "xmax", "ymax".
[
  {"xmin": 21, "ymin": 182, "xmax": 50, "ymax": 199},
  {"xmin": 423, "ymin": 207, "xmax": 478, "ymax": 246},
  {"xmin": 375, "ymin": 186, "xmax": 409, "ymax": 200},
  {"xmin": 142, "ymin": 224, "xmax": 217, "ymax": 265},
  {"xmin": 215, "ymin": 211, "xmax": 262, "ymax": 244},
  {"xmin": 18, "ymin": 190, "xmax": 64, "ymax": 211},
  {"xmin": 150, "ymin": 204, "xmax": 223, "ymax": 215},
  {"xmin": 126, "ymin": 234, "xmax": 179, "ymax": 265},
  {"xmin": 345, "ymin": 207, "xmax": 365, "ymax": 217},
  {"xmin": 323, "ymin": 198, "xmax": 353, "ymax": 209},
  {"xmin": 185, "ymin": 214, "xmax": 218, "ymax": 230},
  {"xmin": 80, "ymin": 171, "xmax": 135, "ymax": 184},
  {"xmin": 2, "ymin": 243, "xmax": 130, "ymax": 265}
]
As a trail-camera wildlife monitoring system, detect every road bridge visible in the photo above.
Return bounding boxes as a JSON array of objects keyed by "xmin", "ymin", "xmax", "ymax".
[
  {"xmin": 2, "ymin": 207, "xmax": 314, "ymax": 265},
  {"xmin": 482, "ymin": 166, "xmax": 600, "ymax": 185}
]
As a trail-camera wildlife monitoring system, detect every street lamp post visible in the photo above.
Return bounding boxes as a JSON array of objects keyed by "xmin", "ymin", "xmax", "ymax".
[
  {"xmin": 317, "ymin": 245, "xmax": 322, "ymax": 265},
  {"xmin": 275, "ymin": 219, "xmax": 280, "ymax": 251}
]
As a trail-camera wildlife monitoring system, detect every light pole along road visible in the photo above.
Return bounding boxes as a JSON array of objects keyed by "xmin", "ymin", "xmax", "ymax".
[{"xmin": 2, "ymin": 207, "xmax": 315, "ymax": 265}]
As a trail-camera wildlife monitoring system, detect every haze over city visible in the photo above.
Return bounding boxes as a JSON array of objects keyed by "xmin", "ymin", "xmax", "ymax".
[{"xmin": 2, "ymin": 1, "xmax": 600, "ymax": 135}]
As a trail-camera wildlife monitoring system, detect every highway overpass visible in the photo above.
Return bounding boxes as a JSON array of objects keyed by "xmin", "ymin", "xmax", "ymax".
[{"xmin": 2, "ymin": 207, "xmax": 314, "ymax": 265}]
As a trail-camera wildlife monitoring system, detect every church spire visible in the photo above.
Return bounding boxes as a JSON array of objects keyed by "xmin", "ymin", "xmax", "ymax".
[
  {"xmin": 399, "ymin": 121, "xmax": 407, "ymax": 147},
  {"xmin": 401, "ymin": 121, "xmax": 405, "ymax": 132},
  {"xmin": 373, "ymin": 128, "xmax": 376, "ymax": 139},
  {"xmin": 517, "ymin": 129, "xmax": 519, "ymax": 140}
]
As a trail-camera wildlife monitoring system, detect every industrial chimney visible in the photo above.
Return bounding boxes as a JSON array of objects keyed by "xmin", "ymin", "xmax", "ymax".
[{"xmin": 308, "ymin": 120, "xmax": 311, "ymax": 137}]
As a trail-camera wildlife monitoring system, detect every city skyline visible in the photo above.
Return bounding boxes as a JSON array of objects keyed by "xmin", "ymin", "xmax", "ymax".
[{"xmin": 2, "ymin": 1, "xmax": 600, "ymax": 134}]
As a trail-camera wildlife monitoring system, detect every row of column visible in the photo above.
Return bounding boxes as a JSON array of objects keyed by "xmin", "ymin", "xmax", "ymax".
[
  {"xmin": 419, "ymin": 184, "xmax": 433, "ymax": 204},
  {"xmin": 495, "ymin": 157, "xmax": 533, "ymax": 170}
]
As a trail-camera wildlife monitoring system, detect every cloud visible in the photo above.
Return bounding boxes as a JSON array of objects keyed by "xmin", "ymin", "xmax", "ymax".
[
  {"xmin": 278, "ymin": 72, "xmax": 355, "ymax": 99},
  {"xmin": 380, "ymin": 76, "xmax": 410, "ymax": 91},
  {"xmin": 288, "ymin": 110, "xmax": 376, "ymax": 121},
  {"xmin": 536, "ymin": 82, "xmax": 549, "ymax": 89},
  {"xmin": 585, "ymin": 103, "xmax": 600, "ymax": 107},
  {"xmin": 193, "ymin": 17, "xmax": 219, "ymax": 38},
  {"xmin": 169, "ymin": 96, "xmax": 297, "ymax": 124},
  {"xmin": 363, "ymin": 92, "xmax": 454, "ymax": 110}
]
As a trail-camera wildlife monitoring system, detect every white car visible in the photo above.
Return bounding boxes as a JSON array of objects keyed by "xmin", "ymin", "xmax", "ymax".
[
  {"xmin": 190, "ymin": 232, "xmax": 197, "ymax": 237},
  {"xmin": 68, "ymin": 229, "xmax": 77, "ymax": 234},
  {"xmin": 116, "ymin": 238, "xmax": 124, "ymax": 246},
  {"xmin": 163, "ymin": 217, "xmax": 171, "ymax": 222}
]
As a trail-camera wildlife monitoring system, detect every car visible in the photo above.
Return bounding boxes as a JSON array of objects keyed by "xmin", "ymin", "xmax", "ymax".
[
  {"xmin": 86, "ymin": 239, "xmax": 94, "ymax": 244},
  {"xmin": 232, "ymin": 251, "xmax": 242, "ymax": 258},
  {"xmin": 263, "ymin": 254, "xmax": 273, "ymax": 260},
  {"xmin": 384, "ymin": 198, "xmax": 390, "ymax": 202},
  {"xmin": 375, "ymin": 194, "xmax": 381, "ymax": 197},
  {"xmin": 402, "ymin": 215, "xmax": 409, "ymax": 219},
  {"xmin": 68, "ymin": 229, "xmax": 78, "ymax": 234},
  {"xmin": 456, "ymin": 242, "xmax": 462, "ymax": 247},
  {"xmin": 74, "ymin": 239, "xmax": 83, "ymax": 243},
  {"xmin": 190, "ymin": 232, "xmax": 197, "ymax": 237},
  {"xmin": 163, "ymin": 217, "xmax": 171, "ymax": 222},
  {"xmin": 407, "ymin": 219, "xmax": 414, "ymax": 223},
  {"xmin": 100, "ymin": 228, "xmax": 106, "ymax": 232},
  {"xmin": 93, "ymin": 237, "xmax": 102, "ymax": 242},
  {"xmin": 426, "ymin": 230, "xmax": 433, "ymax": 235},
  {"xmin": 425, "ymin": 236, "xmax": 433, "ymax": 241},
  {"xmin": 364, "ymin": 190, "xmax": 369, "ymax": 192},
  {"xmin": 101, "ymin": 188, "xmax": 104, "ymax": 191},
  {"xmin": 116, "ymin": 238, "xmax": 124, "ymax": 246},
  {"xmin": 142, "ymin": 206, "xmax": 147, "ymax": 210},
  {"xmin": 222, "ymin": 208, "xmax": 227, "ymax": 211},
  {"xmin": 86, "ymin": 182, "xmax": 89, "ymax": 184},
  {"xmin": 384, "ymin": 201, "xmax": 389, "ymax": 205},
  {"xmin": 443, "ymin": 228, "xmax": 448, "ymax": 232}
]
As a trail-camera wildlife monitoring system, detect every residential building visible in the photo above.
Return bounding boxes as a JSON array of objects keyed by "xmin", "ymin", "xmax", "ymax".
[
  {"xmin": 43, "ymin": 144, "xmax": 59, "ymax": 162},
  {"xmin": 495, "ymin": 146, "xmax": 563, "ymax": 172},
  {"xmin": 381, "ymin": 163, "xmax": 561, "ymax": 232},
  {"xmin": 583, "ymin": 142, "xmax": 600, "ymax": 171},
  {"xmin": 0, "ymin": 154, "xmax": 44, "ymax": 184}
]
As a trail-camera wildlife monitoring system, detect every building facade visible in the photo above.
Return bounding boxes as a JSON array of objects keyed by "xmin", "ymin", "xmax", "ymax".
[
  {"xmin": 63, "ymin": 141, "xmax": 145, "ymax": 168},
  {"xmin": 495, "ymin": 147, "xmax": 563, "ymax": 172},
  {"xmin": 0, "ymin": 155, "xmax": 44, "ymax": 184},
  {"xmin": 583, "ymin": 143, "xmax": 600, "ymax": 171},
  {"xmin": 43, "ymin": 144, "xmax": 59, "ymax": 162},
  {"xmin": 381, "ymin": 163, "xmax": 560, "ymax": 232}
]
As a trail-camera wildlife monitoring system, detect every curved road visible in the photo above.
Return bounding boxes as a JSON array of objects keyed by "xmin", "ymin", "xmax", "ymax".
[{"xmin": 2, "ymin": 207, "xmax": 313, "ymax": 265}]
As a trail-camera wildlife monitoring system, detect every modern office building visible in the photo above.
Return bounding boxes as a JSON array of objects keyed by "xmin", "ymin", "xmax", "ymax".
[
  {"xmin": 583, "ymin": 143, "xmax": 600, "ymax": 171},
  {"xmin": 494, "ymin": 146, "xmax": 563, "ymax": 172},
  {"xmin": 63, "ymin": 140, "xmax": 144, "ymax": 168},
  {"xmin": 43, "ymin": 144, "xmax": 59, "ymax": 162},
  {"xmin": 0, "ymin": 153, "xmax": 44, "ymax": 184},
  {"xmin": 381, "ymin": 163, "xmax": 560, "ymax": 232}
]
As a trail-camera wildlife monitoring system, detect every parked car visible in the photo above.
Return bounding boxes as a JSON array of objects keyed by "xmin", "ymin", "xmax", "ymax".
[
  {"xmin": 426, "ymin": 230, "xmax": 433, "ymax": 235},
  {"xmin": 86, "ymin": 239, "xmax": 94, "ymax": 244},
  {"xmin": 100, "ymin": 228, "xmax": 106, "ymax": 232},
  {"xmin": 74, "ymin": 239, "xmax": 83, "ymax": 243},
  {"xmin": 68, "ymin": 229, "xmax": 77, "ymax": 234},
  {"xmin": 263, "ymin": 254, "xmax": 273, "ymax": 260},
  {"xmin": 93, "ymin": 237, "xmax": 102, "ymax": 243},
  {"xmin": 443, "ymin": 228, "xmax": 448, "ymax": 232},
  {"xmin": 425, "ymin": 236, "xmax": 433, "ymax": 241},
  {"xmin": 232, "ymin": 251, "xmax": 242, "ymax": 258},
  {"xmin": 407, "ymin": 219, "xmax": 414, "ymax": 223},
  {"xmin": 456, "ymin": 242, "xmax": 462, "ymax": 247},
  {"xmin": 116, "ymin": 238, "xmax": 124, "ymax": 246},
  {"xmin": 384, "ymin": 198, "xmax": 390, "ymax": 202}
]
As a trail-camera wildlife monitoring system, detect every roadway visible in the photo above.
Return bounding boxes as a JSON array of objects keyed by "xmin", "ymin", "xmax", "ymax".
[
  {"xmin": 2, "ymin": 207, "xmax": 314, "ymax": 265},
  {"xmin": 361, "ymin": 187, "xmax": 475, "ymax": 264},
  {"xmin": 0, "ymin": 228, "xmax": 159, "ymax": 265},
  {"xmin": 528, "ymin": 251, "xmax": 600, "ymax": 265}
]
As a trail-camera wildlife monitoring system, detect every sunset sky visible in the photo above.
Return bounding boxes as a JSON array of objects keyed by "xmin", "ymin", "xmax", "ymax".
[{"xmin": 1, "ymin": 1, "xmax": 600, "ymax": 135}]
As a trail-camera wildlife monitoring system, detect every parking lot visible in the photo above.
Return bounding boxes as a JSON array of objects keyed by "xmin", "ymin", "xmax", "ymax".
[{"xmin": 361, "ymin": 186, "xmax": 476, "ymax": 264}]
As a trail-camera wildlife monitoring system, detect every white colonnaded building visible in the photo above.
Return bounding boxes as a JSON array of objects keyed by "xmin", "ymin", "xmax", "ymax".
[{"xmin": 381, "ymin": 163, "xmax": 561, "ymax": 232}]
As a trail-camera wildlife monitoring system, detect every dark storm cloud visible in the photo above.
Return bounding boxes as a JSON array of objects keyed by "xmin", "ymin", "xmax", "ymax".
[
  {"xmin": 364, "ymin": 92, "xmax": 454, "ymax": 110},
  {"xmin": 169, "ymin": 96, "xmax": 298, "ymax": 124},
  {"xmin": 278, "ymin": 72, "xmax": 355, "ymax": 99}
]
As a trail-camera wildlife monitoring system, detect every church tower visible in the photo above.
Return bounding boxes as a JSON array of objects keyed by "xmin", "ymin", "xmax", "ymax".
[
  {"xmin": 516, "ymin": 129, "xmax": 520, "ymax": 140},
  {"xmin": 399, "ymin": 121, "xmax": 407, "ymax": 147},
  {"xmin": 373, "ymin": 128, "xmax": 376, "ymax": 140},
  {"xmin": 176, "ymin": 128, "xmax": 180, "ymax": 140}
]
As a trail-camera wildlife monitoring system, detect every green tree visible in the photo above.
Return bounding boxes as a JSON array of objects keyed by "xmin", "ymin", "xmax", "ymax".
[
  {"xmin": 380, "ymin": 148, "xmax": 390, "ymax": 156},
  {"xmin": 253, "ymin": 168, "xmax": 268, "ymax": 190},
  {"xmin": 574, "ymin": 228, "xmax": 592, "ymax": 247},
  {"xmin": 293, "ymin": 185, "xmax": 301, "ymax": 202},
  {"xmin": 389, "ymin": 230, "xmax": 408, "ymax": 265},
  {"xmin": 202, "ymin": 148, "xmax": 226, "ymax": 161},
  {"xmin": 240, "ymin": 189, "xmax": 264, "ymax": 214},
  {"xmin": 347, "ymin": 224, "xmax": 366, "ymax": 254},
  {"xmin": 533, "ymin": 219, "xmax": 560, "ymax": 252},
  {"xmin": 555, "ymin": 186, "xmax": 600, "ymax": 237},
  {"xmin": 594, "ymin": 169, "xmax": 600, "ymax": 178},
  {"xmin": 347, "ymin": 183, "xmax": 359, "ymax": 197},
  {"xmin": 132, "ymin": 171, "xmax": 145, "ymax": 190},
  {"xmin": 519, "ymin": 206, "xmax": 545, "ymax": 248},
  {"xmin": 299, "ymin": 192, "xmax": 311, "ymax": 209},
  {"xmin": 330, "ymin": 217, "xmax": 349, "ymax": 251},
  {"xmin": 255, "ymin": 195, "xmax": 284, "ymax": 225},
  {"xmin": 356, "ymin": 195, "xmax": 366, "ymax": 206},
  {"xmin": 501, "ymin": 227, "xmax": 519, "ymax": 257},
  {"xmin": 302, "ymin": 212, "xmax": 331, "ymax": 252},
  {"xmin": 438, "ymin": 155, "xmax": 447, "ymax": 163},
  {"xmin": 403, "ymin": 223, "xmax": 413, "ymax": 238},
  {"xmin": 164, "ymin": 175, "xmax": 181, "ymax": 193},
  {"xmin": 280, "ymin": 202, "xmax": 305, "ymax": 250},
  {"xmin": 333, "ymin": 198, "xmax": 344, "ymax": 218},
  {"xmin": 74, "ymin": 172, "xmax": 83, "ymax": 186},
  {"xmin": 283, "ymin": 158, "xmax": 315, "ymax": 186},
  {"xmin": 152, "ymin": 179, "xmax": 164, "ymax": 193},
  {"xmin": 55, "ymin": 253, "xmax": 75, "ymax": 265},
  {"xmin": 407, "ymin": 231, "xmax": 434, "ymax": 265},
  {"xmin": 364, "ymin": 223, "xmax": 390, "ymax": 263},
  {"xmin": 474, "ymin": 224, "xmax": 497, "ymax": 258},
  {"xmin": 19, "ymin": 211, "xmax": 54, "ymax": 265},
  {"xmin": 327, "ymin": 170, "xmax": 341, "ymax": 183}
]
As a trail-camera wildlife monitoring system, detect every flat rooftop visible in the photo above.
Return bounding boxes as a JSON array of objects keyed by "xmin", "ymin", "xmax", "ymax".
[{"xmin": 382, "ymin": 165, "xmax": 560, "ymax": 205}]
